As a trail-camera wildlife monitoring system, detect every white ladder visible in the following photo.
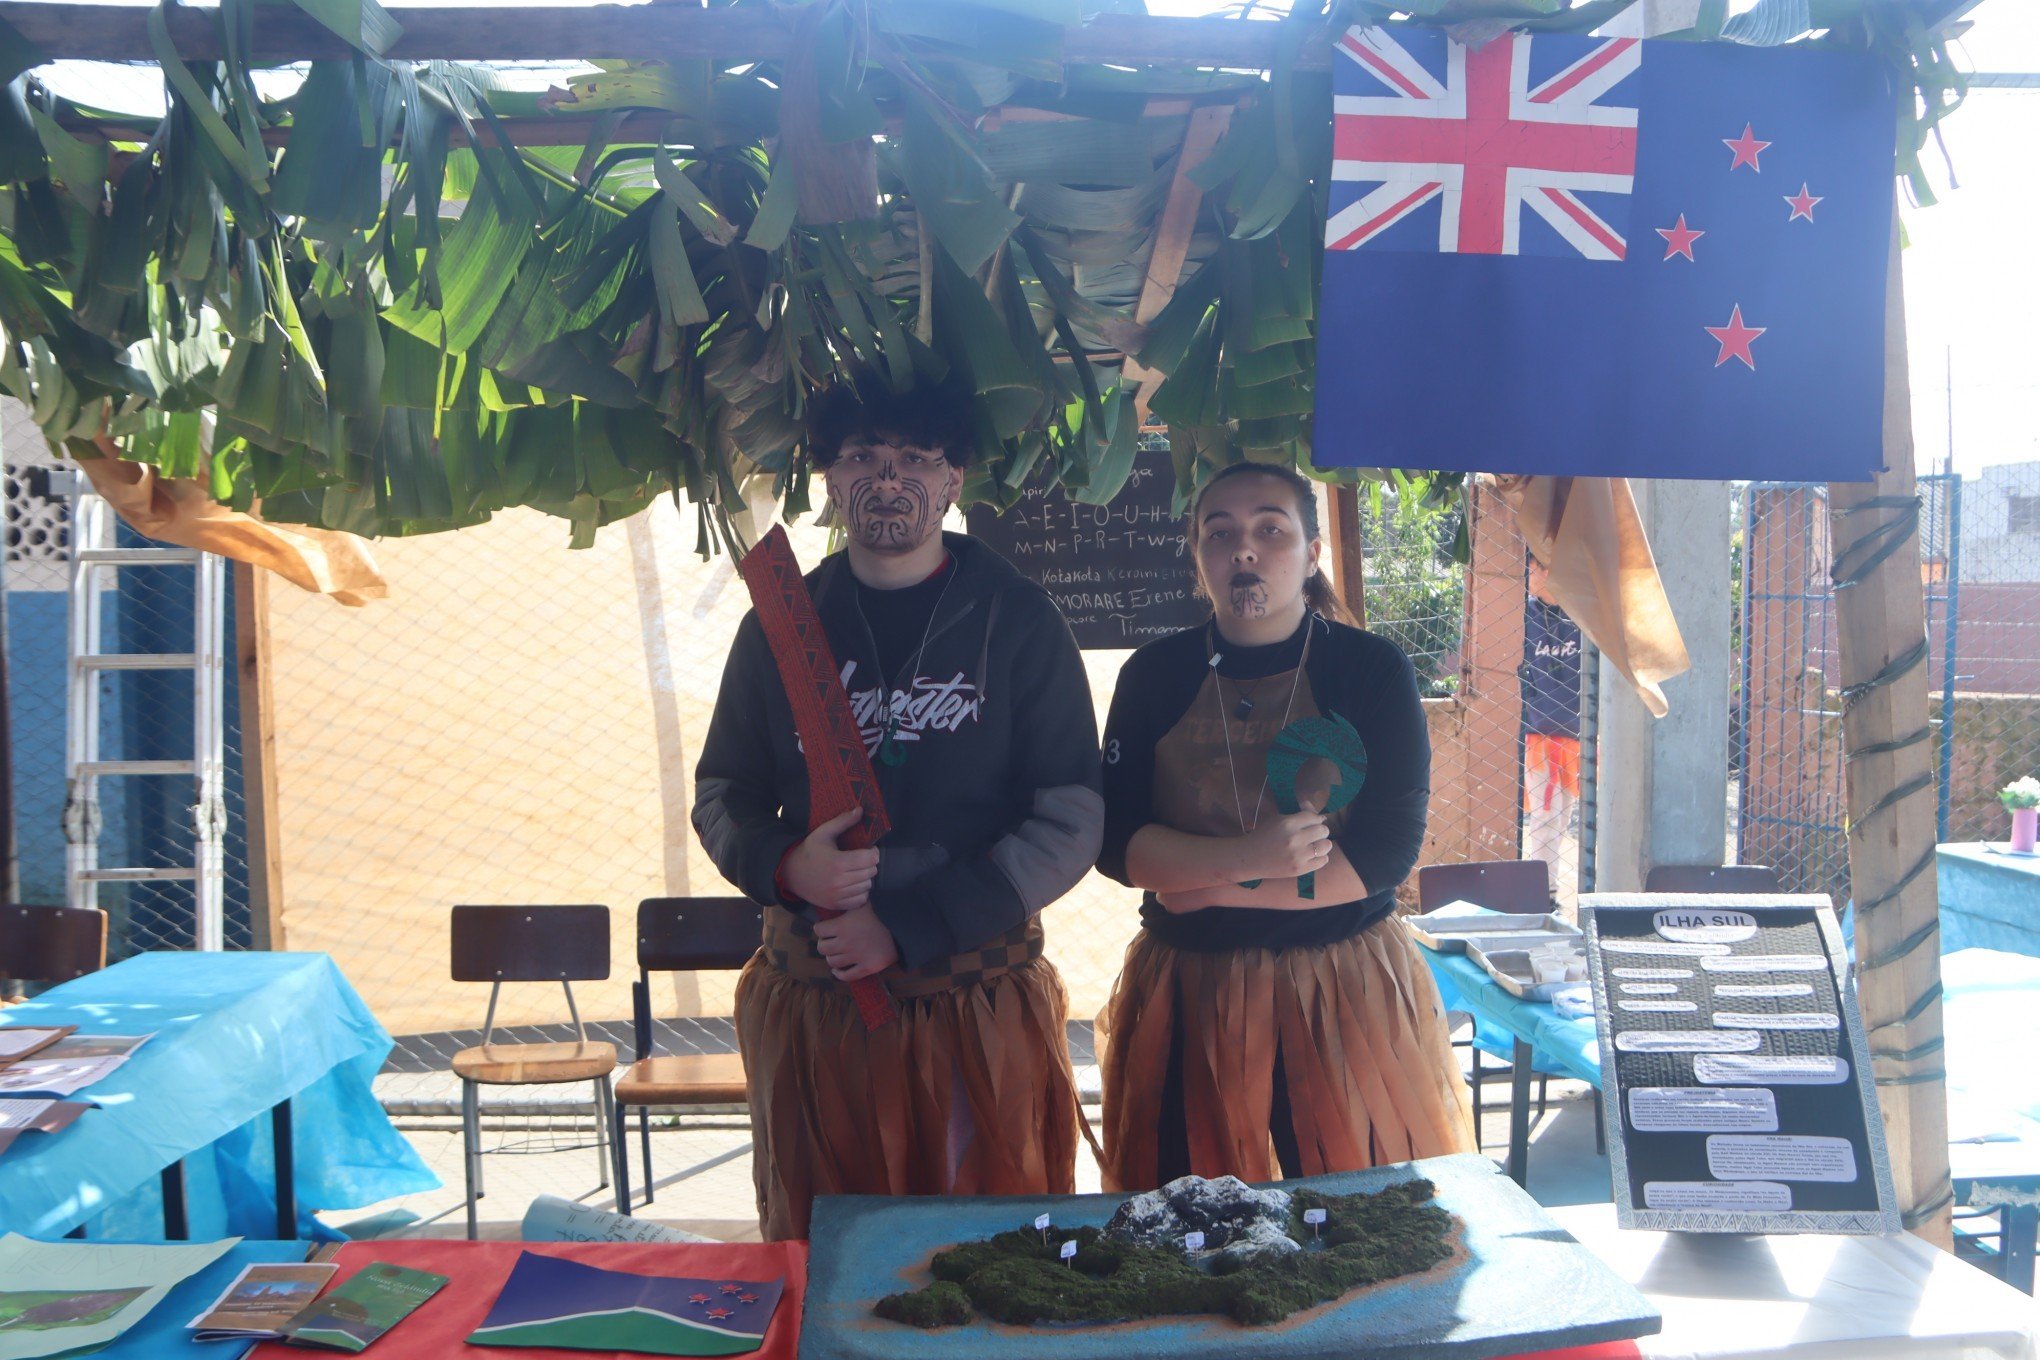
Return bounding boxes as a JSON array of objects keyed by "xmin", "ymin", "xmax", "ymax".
[{"xmin": 61, "ymin": 479, "xmax": 228, "ymax": 950}]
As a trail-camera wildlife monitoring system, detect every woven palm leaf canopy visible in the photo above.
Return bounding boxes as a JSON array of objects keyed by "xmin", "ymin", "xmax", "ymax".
[{"xmin": 0, "ymin": 0, "xmax": 1981, "ymax": 1243}]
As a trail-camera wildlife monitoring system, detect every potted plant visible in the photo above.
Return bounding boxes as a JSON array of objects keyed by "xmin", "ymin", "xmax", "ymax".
[{"xmin": 2000, "ymin": 777, "xmax": 2040, "ymax": 854}]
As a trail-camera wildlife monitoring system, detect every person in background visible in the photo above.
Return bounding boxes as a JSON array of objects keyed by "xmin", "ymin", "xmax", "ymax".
[
  {"xmin": 1520, "ymin": 555, "xmax": 1584, "ymax": 886},
  {"xmin": 1093, "ymin": 461, "xmax": 1476, "ymax": 1190},
  {"xmin": 692, "ymin": 374, "xmax": 1103, "ymax": 1239}
]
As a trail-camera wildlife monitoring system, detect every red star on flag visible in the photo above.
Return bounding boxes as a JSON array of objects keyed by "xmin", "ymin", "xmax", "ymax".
[
  {"xmin": 1705, "ymin": 305, "xmax": 1765, "ymax": 370},
  {"xmin": 1723, "ymin": 123, "xmax": 1770, "ymax": 172},
  {"xmin": 719, "ymin": 1284, "xmax": 743, "ymax": 1295},
  {"xmin": 738, "ymin": 1294, "xmax": 759, "ymax": 1305},
  {"xmin": 1656, "ymin": 214, "xmax": 1704, "ymax": 262},
  {"xmin": 1784, "ymin": 183, "xmax": 1823, "ymax": 222},
  {"xmin": 706, "ymin": 1307, "xmax": 734, "ymax": 1320},
  {"xmin": 689, "ymin": 1293, "xmax": 712, "ymax": 1305}
]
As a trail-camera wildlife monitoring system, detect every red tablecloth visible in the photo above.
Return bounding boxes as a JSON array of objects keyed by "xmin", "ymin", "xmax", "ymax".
[{"xmin": 247, "ymin": 1239, "xmax": 807, "ymax": 1360}]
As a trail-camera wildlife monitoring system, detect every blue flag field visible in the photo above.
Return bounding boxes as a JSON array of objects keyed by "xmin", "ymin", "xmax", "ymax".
[{"xmin": 1312, "ymin": 25, "xmax": 1894, "ymax": 481}]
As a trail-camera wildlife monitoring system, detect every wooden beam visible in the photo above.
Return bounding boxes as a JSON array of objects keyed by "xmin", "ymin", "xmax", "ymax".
[
  {"xmin": 3, "ymin": 4, "xmax": 1337, "ymax": 68},
  {"xmin": 1325, "ymin": 484, "xmax": 1368, "ymax": 629},
  {"xmin": 1124, "ymin": 101, "xmax": 1232, "ymax": 419},
  {"xmin": 232, "ymin": 560, "xmax": 286, "ymax": 951},
  {"xmin": 1828, "ymin": 212, "xmax": 1951, "ymax": 1249}
]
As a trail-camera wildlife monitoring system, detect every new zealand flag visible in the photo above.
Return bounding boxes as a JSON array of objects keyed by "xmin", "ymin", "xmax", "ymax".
[{"xmin": 1312, "ymin": 26, "xmax": 1894, "ymax": 481}]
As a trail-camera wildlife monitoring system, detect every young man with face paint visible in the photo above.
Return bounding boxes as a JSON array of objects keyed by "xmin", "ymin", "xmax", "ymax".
[
  {"xmin": 692, "ymin": 375, "xmax": 1103, "ymax": 1240},
  {"xmin": 1093, "ymin": 462, "xmax": 1476, "ymax": 1190}
]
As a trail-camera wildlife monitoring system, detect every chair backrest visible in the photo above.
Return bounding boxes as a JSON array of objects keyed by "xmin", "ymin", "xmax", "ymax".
[
  {"xmin": 450, "ymin": 905, "xmax": 611, "ymax": 983},
  {"xmin": 636, "ymin": 898, "xmax": 762, "ymax": 975},
  {"xmin": 0, "ymin": 905, "xmax": 107, "ymax": 984},
  {"xmin": 1644, "ymin": 864, "xmax": 1783, "ymax": 895},
  {"xmin": 1416, "ymin": 860, "xmax": 1551, "ymax": 915}
]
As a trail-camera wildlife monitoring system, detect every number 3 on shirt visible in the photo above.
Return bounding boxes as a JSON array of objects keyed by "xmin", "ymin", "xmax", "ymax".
[{"xmin": 1104, "ymin": 739, "xmax": 1121, "ymax": 765}]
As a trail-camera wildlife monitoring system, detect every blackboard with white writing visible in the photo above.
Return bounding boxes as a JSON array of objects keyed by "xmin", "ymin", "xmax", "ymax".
[{"xmin": 966, "ymin": 458, "xmax": 1204, "ymax": 650}]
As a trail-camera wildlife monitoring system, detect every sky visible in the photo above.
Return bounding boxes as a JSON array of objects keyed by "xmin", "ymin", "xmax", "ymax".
[{"xmin": 29, "ymin": 0, "xmax": 2040, "ymax": 478}]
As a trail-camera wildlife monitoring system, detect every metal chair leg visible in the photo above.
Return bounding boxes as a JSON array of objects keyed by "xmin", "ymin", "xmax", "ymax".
[
  {"xmin": 1470, "ymin": 1045, "xmax": 1486, "ymax": 1147},
  {"xmin": 613, "ymin": 1092, "xmax": 633, "ymax": 1215},
  {"xmin": 593, "ymin": 1080, "xmax": 612, "ymax": 1191},
  {"xmin": 640, "ymin": 1107, "xmax": 655, "ymax": 1206},
  {"xmin": 1536, "ymin": 1072, "xmax": 1550, "ymax": 1122},
  {"xmin": 461, "ymin": 1080, "xmax": 481, "ymax": 1241}
]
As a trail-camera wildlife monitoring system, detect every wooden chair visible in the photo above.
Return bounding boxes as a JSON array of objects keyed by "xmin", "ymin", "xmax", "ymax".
[
  {"xmin": 1, "ymin": 905, "xmax": 108, "ymax": 1002},
  {"xmin": 449, "ymin": 904, "xmax": 618, "ymax": 1239},
  {"xmin": 1644, "ymin": 863, "xmax": 1784, "ymax": 895},
  {"xmin": 1415, "ymin": 860, "xmax": 1558, "ymax": 1147},
  {"xmin": 611, "ymin": 897, "xmax": 761, "ymax": 1215}
]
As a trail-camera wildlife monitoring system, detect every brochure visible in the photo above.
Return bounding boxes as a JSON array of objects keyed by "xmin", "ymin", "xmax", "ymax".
[
  {"xmin": 0, "ymin": 1100, "xmax": 86, "ymax": 1160},
  {"xmin": 468, "ymin": 1251, "xmax": 784, "ymax": 1356},
  {"xmin": 0, "ymin": 1233, "xmax": 235, "ymax": 1360},
  {"xmin": 188, "ymin": 1263, "xmax": 337, "ymax": 1341},
  {"xmin": 280, "ymin": 1263, "xmax": 447, "ymax": 1353},
  {"xmin": 0, "ymin": 1027, "xmax": 73, "ymax": 1066},
  {"xmin": 0, "ymin": 1035, "xmax": 152, "ymax": 1098}
]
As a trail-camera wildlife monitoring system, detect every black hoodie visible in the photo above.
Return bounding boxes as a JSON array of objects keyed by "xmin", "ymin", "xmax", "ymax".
[{"xmin": 692, "ymin": 532, "xmax": 1104, "ymax": 969}]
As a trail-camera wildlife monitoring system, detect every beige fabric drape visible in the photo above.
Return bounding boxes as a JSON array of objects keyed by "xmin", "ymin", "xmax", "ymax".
[
  {"xmin": 1493, "ymin": 474, "xmax": 1689, "ymax": 718},
  {"xmin": 79, "ymin": 439, "xmax": 387, "ymax": 607}
]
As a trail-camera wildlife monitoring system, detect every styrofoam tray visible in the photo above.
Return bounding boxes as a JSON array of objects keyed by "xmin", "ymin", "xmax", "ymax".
[
  {"xmin": 1406, "ymin": 909, "xmax": 1581, "ymax": 954},
  {"xmin": 1466, "ymin": 941, "xmax": 1587, "ymax": 1002}
]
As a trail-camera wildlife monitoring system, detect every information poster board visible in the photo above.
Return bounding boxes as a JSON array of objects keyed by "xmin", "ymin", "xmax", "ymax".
[
  {"xmin": 1581, "ymin": 893, "xmax": 1899, "ymax": 1235},
  {"xmin": 965, "ymin": 456, "xmax": 1201, "ymax": 650}
]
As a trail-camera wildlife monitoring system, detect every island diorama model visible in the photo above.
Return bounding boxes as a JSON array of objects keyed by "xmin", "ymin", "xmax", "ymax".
[{"xmin": 874, "ymin": 1174, "xmax": 1456, "ymax": 1329}]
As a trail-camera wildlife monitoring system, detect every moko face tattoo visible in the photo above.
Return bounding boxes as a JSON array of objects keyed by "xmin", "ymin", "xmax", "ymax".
[{"xmin": 829, "ymin": 440, "xmax": 957, "ymax": 555}]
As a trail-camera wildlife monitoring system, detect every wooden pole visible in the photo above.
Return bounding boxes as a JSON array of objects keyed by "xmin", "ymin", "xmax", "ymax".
[
  {"xmin": 1325, "ymin": 485, "xmax": 1368, "ymax": 628},
  {"xmin": 0, "ymin": 4, "xmax": 1338, "ymax": 68},
  {"xmin": 1828, "ymin": 215, "xmax": 1951, "ymax": 1249},
  {"xmin": 232, "ymin": 561, "xmax": 285, "ymax": 951}
]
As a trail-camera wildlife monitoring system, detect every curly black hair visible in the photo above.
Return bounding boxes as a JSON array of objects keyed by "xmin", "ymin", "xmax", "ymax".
[{"xmin": 805, "ymin": 372, "xmax": 978, "ymax": 469}]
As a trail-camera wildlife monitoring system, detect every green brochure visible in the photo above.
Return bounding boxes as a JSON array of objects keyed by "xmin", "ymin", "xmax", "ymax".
[{"xmin": 281, "ymin": 1263, "xmax": 447, "ymax": 1353}]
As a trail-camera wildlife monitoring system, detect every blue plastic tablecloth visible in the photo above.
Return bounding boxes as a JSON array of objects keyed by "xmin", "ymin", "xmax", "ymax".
[
  {"xmin": 93, "ymin": 1239, "xmax": 313, "ymax": 1359},
  {"xmin": 1936, "ymin": 843, "xmax": 2040, "ymax": 957},
  {"xmin": 0, "ymin": 952, "xmax": 437, "ymax": 1239},
  {"xmin": 1419, "ymin": 944, "xmax": 1603, "ymax": 1088}
]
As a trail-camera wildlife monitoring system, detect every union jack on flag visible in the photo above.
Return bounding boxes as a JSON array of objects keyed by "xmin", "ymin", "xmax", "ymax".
[
  {"xmin": 1314, "ymin": 24, "xmax": 1896, "ymax": 482},
  {"xmin": 1330, "ymin": 27, "xmax": 1640, "ymax": 260}
]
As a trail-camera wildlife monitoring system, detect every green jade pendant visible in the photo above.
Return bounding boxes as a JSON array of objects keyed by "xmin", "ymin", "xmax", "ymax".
[{"xmin": 1239, "ymin": 715, "xmax": 1369, "ymax": 900}]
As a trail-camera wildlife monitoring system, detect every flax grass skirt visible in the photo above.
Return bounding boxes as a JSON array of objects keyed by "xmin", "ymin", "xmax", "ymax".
[
  {"xmin": 734, "ymin": 953, "xmax": 1081, "ymax": 1241},
  {"xmin": 1096, "ymin": 917, "xmax": 1477, "ymax": 1192}
]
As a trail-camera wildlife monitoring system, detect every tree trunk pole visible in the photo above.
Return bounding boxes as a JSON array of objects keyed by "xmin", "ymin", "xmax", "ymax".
[{"xmin": 1829, "ymin": 214, "xmax": 1951, "ymax": 1250}]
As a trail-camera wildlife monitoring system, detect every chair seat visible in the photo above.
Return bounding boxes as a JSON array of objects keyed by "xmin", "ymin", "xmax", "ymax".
[
  {"xmin": 615, "ymin": 1052, "xmax": 748, "ymax": 1106},
  {"xmin": 452, "ymin": 1040, "xmax": 617, "ymax": 1085}
]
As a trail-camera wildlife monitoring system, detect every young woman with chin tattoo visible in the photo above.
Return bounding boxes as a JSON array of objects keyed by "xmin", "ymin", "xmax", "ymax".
[{"xmin": 1092, "ymin": 461, "xmax": 1477, "ymax": 1190}]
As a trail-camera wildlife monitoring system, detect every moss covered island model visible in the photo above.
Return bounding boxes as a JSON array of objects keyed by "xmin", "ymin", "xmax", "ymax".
[{"xmin": 874, "ymin": 1175, "xmax": 1453, "ymax": 1329}]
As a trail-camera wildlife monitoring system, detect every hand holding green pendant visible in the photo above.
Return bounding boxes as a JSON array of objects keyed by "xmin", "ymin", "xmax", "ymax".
[{"xmin": 1260, "ymin": 715, "xmax": 1369, "ymax": 900}]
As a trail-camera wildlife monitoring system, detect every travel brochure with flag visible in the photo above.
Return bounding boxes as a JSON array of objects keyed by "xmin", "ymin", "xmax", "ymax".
[
  {"xmin": 1313, "ymin": 24, "xmax": 1893, "ymax": 481},
  {"xmin": 468, "ymin": 1252, "xmax": 784, "ymax": 1356}
]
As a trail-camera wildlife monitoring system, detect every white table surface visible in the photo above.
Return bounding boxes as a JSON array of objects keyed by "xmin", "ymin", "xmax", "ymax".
[{"xmin": 1550, "ymin": 1203, "xmax": 2040, "ymax": 1360}]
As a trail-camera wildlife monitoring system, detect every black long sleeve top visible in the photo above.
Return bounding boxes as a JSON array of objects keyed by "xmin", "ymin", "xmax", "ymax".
[{"xmin": 1097, "ymin": 614, "xmax": 1432, "ymax": 952}]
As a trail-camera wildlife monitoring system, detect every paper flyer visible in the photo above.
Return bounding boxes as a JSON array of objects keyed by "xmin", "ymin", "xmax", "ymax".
[
  {"xmin": 469, "ymin": 1251, "xmax": 784, "ymax": 1356},
  {"xmin": 0, "ymin": 1233, "xmax": 236, "ymax": 1360},
  {"xmin": 0, "ymin": 1028, "xmax": 74, "ymax": 1065},
  {"xmin": 0, "ymin": 1035, "xmax": 152, "ymax": 1099},
  {"xmin": 521, "ymin": 1194, "xmax": 717, "ymax": 1245},
  {"xmin": 0, "ymin": 1100, "xmax": 85, "ymax": 1161},
  {"xmin": 281, "ymin": 1262, "xmax": 447, "ymax": 1353}
]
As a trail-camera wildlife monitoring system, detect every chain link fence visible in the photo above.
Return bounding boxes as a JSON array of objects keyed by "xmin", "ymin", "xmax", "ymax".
[{"xmin": 1734, "ymin": 469, "xmax": 2040, "ymax": 905}]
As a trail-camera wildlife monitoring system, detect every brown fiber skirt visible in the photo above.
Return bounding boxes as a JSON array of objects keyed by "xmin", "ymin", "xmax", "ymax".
[
  {"xmin": 1096, "ymin": 916, "xmax": 1477, "ymax": 1192},
  {"xmin": 735, "ymin": 913, "xmax": 1080, "ymax": 1241}
]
